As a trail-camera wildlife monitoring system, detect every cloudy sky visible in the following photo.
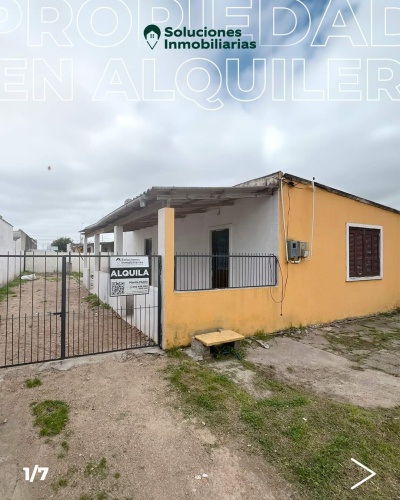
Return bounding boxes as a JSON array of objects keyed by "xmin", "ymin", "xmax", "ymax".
[{"xmin": 0, "ymin": 0, "xmax": 399, "ymax": 248}]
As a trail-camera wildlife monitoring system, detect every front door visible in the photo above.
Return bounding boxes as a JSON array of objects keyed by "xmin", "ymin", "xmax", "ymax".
[{"xmin": 211, "ymin": 229, "xmax": 229, "ymax": 289}]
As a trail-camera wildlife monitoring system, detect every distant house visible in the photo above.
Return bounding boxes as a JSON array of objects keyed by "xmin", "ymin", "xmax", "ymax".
[
  {"xmin": 1, "ymin": 218, "xmax": 35, "ymax": 286},
  {"xmin": 86, "ymin": 241, "xmax": 115, "ymax": 253},
  {"xmin": 81, "ymin": 172, "xmax": 400, "ymax": 349},
  {"xmin": 13, "ymin": 229, "xmax": 37, "ymax": 251}
]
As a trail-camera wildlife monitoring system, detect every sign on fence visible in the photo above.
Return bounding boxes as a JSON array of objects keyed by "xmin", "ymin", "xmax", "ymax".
[{"xmin": 109, "ymin": 256, "xmax": 150, "ymax": 296}]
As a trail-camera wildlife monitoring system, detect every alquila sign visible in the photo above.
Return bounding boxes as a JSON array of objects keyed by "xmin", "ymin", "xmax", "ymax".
[{"xmin": 110, "ymin": 256, "xmax": 151, "ymax": 297}]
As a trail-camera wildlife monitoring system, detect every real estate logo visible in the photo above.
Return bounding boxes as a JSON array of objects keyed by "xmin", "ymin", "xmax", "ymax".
[
  {"xmin": 143, "ymin": 25, "xmax": 256, "ymax": 51},
  {"xmin": 144, "ymin": 25, "xmax": 161, "ymax": 50}
]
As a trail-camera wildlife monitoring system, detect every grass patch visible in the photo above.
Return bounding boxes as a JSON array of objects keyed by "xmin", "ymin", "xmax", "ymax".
[
  {"xmin": 31, "ymin": 400, "xmax": 69, "ymax": 436},
  {"xmin": 0, "ymin": 275, "xmax": 29, "ymax": 303},
  {"xmin": 25, "ymin": 377, "xmax": 42, "ymax": 388},
  {"xmin": 61, "ymin": 440, "xmax": 69, "ymax": 452},
  {"xmin": 83, "ymin": 294, "xmax": 111, "ymax": 310},
  {"xmin": 51, "ymin": 466, "xmax": 77, "ymax": 493},
  {"xmin": 79, "ymin": 493, "xmax": 109, "ymax": 500},
  {"xmin": 58, "ymin": 478, "xmax": 68, "ymax": 487},
  {"xmin": 166, "ymin": 347, "xmax": 185, "ymax": 359},
  {"xmin": 69, "ymin": 271, "xmax": 83, "ymax": 281},
  {"xmin": 325, "ymin": 327, "xmax": 400, "ymax": 354},
  {"xmin": 165, "ymin": 358, "xmax": 400, "ymax": 499},
  {"xmin": 84, "ymin": 457, "xmax": 108, "ymax": 479},
  {"xmin": 253, "ymin": 330, "xmax": 276, "ymax": 341}
]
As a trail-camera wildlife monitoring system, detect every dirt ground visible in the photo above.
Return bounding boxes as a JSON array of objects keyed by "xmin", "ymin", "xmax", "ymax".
[
  {"xmin": 0, "ymin": 350, "xmax": 295, "ymax": 500},
  {"xmin": 0, "ymin": 274, "xmax": 150, "ymax": 367},
  {"xmin": 245, "ymin": 312, "xmax": 400, "ymax": 408}
]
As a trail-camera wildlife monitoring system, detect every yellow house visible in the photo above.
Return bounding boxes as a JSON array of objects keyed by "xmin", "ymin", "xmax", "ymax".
[{"xmin": 81, "ymin": 172, "xmax": 400, "ymax": 349}]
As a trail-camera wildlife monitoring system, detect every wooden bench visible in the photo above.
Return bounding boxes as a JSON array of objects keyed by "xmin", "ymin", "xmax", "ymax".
[{"xmin": 191, "ymin": 330, "xmax": 245, "ymax": 359}]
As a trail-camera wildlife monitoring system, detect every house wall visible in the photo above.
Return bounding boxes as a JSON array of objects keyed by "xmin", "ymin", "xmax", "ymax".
[
  {"xmin": 173, "ymin": 196, "xmax": 279, "ymax": 289},
  {"xmin": 277, "ymin": 182, "xmax": 400, "ymax": 327},
  {"xmin": 159, "ymin": 208, "xmax": 289, "ymax": 349},
  {"xmin": 0, "ymin": 217, "xmax": 20, "ymax": 287},
  {"xmin": 123, "ymin": 196, "xmax": 279, "ymax": 256},
  {"xmin": 124, "ymin": 197, "xmax": 279, "ymax": 291},
  {"xmin": 174, "ymin": 196, "xmax": 279, "ymax": 255},
  {"xmin": 158, "ymin": 184, "xmax": 400, "ymax": 348},
  {"xmin": 123, "ymin": 227, "xmax": 158, "ymax": 255}
]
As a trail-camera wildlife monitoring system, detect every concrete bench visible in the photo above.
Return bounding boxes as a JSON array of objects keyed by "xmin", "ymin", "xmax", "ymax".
[{"xmin": 191, "ymin": 330, "xmax": 245, "ymax": 359}]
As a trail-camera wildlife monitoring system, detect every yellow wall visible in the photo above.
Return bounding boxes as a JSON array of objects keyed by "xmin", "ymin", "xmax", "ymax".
[
  {"xmin": 160, "ymin": 208, "xmax": 291, "ymax": 348},
  {"xmin": 278, "ymin": 181, "xmax": 400, "ymax": 328},
  {"xmin": 160, "ymin": 182, "xmax": 400, "ymax": 349}
]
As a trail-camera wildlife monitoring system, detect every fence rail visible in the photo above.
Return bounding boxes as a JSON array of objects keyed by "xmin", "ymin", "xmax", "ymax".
[{"xmin": 174, "ymin": 254, "xmax": 278, "ymax": 291}]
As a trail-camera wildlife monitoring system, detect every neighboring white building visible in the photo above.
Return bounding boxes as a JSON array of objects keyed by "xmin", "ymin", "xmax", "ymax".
[
  {"xmin": 13, "ymin": 229, "xmax": 37, "ymax": 251},
  {"xmin": 0, "ymin": 216, "xmax": 22, "ymax": 286}
]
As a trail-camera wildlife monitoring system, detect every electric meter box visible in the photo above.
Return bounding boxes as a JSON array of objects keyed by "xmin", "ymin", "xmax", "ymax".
[
  {"xmin": 287, "ymin": 240, "xmax": 300, "ymax": 259},
  {"xmin": 287, "ymin": 240, "xmax": 309, "ymax": 259}
]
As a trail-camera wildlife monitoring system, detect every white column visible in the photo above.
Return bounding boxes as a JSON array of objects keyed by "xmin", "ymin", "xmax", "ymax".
[
  {"xmin": 94, "ymin": 234, "xmax": 100, "ymax": 270},
  {"xmin": 83, "ymin": 236, "xmax": 90, "ymax": 290},
  {"xmin": 83, "ymin": 236, "xmax": 88, "ymax": 265},
  {"xmin": 114, "ymin": 225, "xmax": 123, "ymax": 255}
]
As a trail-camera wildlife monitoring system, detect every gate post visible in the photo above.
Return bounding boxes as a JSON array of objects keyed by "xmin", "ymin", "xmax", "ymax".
[
  {"xmin": 60, "ymin": 256, "xmax": 67, "ymax": 359},
  {"xmin": 158, "ymin": 207, "xmax": 175, "ymax": 349}
]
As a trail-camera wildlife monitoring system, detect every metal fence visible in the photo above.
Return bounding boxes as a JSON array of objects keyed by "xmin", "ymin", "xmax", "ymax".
[
  {"xmin": 0, "ymin": 253, "xmax": 161, "ymax": 368},
  {"xmin": 174, "ymin": 254, "xmax": 278, "ymax": 291}
]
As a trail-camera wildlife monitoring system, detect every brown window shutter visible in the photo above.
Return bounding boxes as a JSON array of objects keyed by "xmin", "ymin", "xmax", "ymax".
[
  {"xmin": 367, "ymin": 229, "xmax": 380, "ymax": 276},
  {"xmin": 349, "ymin": 226, "xmax": 381, "ymax": 278},
  {"xmin": 349, "ymin": 230, "xmax": 356, "ymax": 277}
]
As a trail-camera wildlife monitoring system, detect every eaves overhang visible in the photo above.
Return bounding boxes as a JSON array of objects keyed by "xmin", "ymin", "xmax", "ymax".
[{"xmin": 81, "ymin": 183, "xmax": 279, "ymax": 237}]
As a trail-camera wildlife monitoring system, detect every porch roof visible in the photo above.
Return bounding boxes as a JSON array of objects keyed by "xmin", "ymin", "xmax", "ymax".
[{"xmin": 81, "ymin": 183, "xmax": 279, "ymax": 237}]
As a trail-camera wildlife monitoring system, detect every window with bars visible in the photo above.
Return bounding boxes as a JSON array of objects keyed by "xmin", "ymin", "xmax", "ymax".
[{"xmin": 348, "ymin": 225, "xmax": 382, "ymax": 279}]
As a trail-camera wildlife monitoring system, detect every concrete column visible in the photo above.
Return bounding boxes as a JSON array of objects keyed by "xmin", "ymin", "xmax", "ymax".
[
  {"xmin": 114, "ymin": 225, "xmax": 124, "ymax": 255},
  {"xmin": 158, "ymin": 208, "xmax": 175, "ymax": 349},
  {"xmin": 83, "ymin": 236, "xmax": 90, "ymax": 290},
  {"xmin": 83, "ymin": 236, "xmax": 88, "ymax": 265},
  {"xmin": 94, "ymin": 234, "xmax": 100, "ymax": 271}
]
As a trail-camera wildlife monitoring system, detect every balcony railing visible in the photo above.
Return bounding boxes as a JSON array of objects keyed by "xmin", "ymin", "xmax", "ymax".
[{"xmin": 174, "ymin": 253, "xmax": 278, "ymax": 291}]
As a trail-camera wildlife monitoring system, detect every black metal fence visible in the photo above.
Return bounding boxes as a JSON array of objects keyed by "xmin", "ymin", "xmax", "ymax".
[
  {"xmin": 174, "ymin": 253, "xmax": 278, "ymax": 291},
  {"xmin": 0, "ymin": 253, "xmax": 161, "ymax": 368}
]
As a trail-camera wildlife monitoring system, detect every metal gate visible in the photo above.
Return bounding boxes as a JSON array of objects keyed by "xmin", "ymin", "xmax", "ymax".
[{"xmin": 0, "ymin": 254, "xmax": 162, "ymax": 368}]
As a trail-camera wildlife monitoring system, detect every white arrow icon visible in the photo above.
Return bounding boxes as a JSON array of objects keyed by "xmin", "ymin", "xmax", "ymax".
[{"xmin": 351, "ymin": 458, "xmax": 376, "ymax": 490}]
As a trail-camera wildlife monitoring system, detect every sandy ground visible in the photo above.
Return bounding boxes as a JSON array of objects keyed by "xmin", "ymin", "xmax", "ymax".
[
  {"xmin": 0, "ymin": 275, "xmax": 151, "ymax": 368},
  {"xmin": 0, "ymin": 350, "xmax": 295, "ymax": 500},
  {"xmin": 246, "ymin": 337, "xmax": 400, "ymax": 408}
]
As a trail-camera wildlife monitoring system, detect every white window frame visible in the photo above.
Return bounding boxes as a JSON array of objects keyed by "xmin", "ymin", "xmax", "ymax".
[{"xmin": 346, "ymin": 223, "xmax": 383, "ymax": 282}]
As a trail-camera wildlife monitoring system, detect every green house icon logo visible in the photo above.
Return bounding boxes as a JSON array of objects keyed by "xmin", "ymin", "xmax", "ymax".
[{"xmin": 144, "ymin": 25, "xmax": 161, "ymax": 49}]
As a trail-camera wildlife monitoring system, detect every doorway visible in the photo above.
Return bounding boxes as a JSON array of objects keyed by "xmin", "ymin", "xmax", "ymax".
[{"xmin": 211, "ymin": 228, "xmax": 230, "ymax": 289}]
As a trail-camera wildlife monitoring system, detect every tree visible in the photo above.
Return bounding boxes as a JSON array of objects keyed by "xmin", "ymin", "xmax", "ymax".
[{"xmin": 51, "ymin": 237, "xmax": 73, "ymax": 252}]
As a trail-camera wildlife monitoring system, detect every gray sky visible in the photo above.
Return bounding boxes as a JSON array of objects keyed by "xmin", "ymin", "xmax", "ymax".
[{"xmin": 0, "ymin": 0, "xmax": 399, "ymax": 248}]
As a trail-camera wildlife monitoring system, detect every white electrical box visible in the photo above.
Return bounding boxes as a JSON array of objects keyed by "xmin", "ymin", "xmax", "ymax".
[{"xmin": 300, "ymin": 241, "xmax": 309, "ymax": 258}]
